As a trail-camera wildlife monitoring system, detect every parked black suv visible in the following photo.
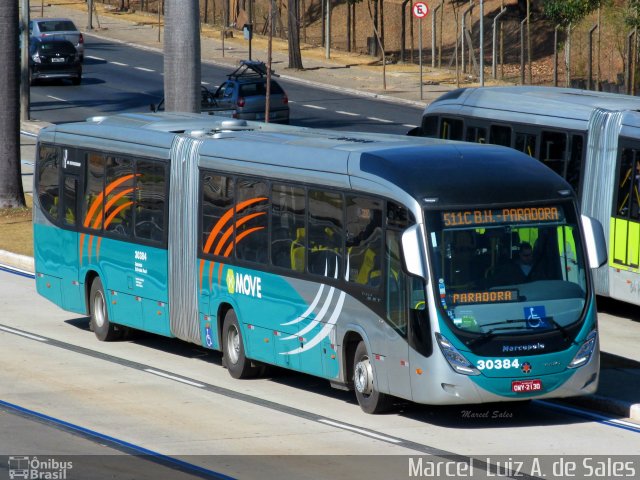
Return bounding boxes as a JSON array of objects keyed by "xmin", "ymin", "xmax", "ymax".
[{"xmin": 29, "ymin": 37, "xmax": 82, "ymax": 85}]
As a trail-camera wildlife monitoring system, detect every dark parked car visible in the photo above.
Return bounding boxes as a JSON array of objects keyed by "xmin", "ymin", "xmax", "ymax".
[
  {"xmin": 29, "ymin": 18, "xmax": 84, "ymax": 61},
  {"xmin": 212, "ymin": 61, "xmax": 289, "ymax": 124},
  {"xmin": 29, "ymin": 38, "xmax": 82, "ymax": 85}
]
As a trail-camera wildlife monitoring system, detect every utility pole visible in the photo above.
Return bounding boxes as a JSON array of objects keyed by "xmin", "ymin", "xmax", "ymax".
[{"xmin": 20, "ymin": 0, "xmax": 30, "ymax": 122}]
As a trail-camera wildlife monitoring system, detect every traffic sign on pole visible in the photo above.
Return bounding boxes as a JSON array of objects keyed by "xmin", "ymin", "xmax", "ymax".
[
  {"xmin": 413, "ymin": 2, "xmax": 429, "ymax": 19},
  {"xmin": 413, "ymin": 2, "xmax": 429, "ymax": 100}
]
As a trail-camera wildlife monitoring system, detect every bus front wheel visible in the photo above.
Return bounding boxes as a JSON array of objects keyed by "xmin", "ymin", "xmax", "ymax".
[
  {"xmin": 222, "ymin": 310, "xmax": 259, "ymax": 379},
  {"xmin": 353, "ymin": 341, "xmax": 393, "ymax": 414},
  {"xmin": 89, "ymin": 278, "xmax": 122, "ymax": 342}
]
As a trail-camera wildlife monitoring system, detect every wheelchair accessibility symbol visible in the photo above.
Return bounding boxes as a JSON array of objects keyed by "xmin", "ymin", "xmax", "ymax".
[{"xmin": 525, "ymin": 306, "xmax": 548, "ymax": 329}]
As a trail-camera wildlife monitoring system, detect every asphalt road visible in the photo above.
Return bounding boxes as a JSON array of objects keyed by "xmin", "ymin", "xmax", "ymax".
[
  {"xmin": 28, "ymin": 34, "xmax": 422, "ymax": 135},
  {"xmin": 1, "ymin": 267, "xmax": 639, "ymax": 480}
]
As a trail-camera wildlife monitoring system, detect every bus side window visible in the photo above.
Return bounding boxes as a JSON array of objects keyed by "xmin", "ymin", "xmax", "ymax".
[
  {"xmin": 135, "ymin": 160, "xmax": 166, "ymax": 243},
  {"xmin": 235, "ymin": 178, "xmax": 269, "ymax": 264},
  {"xmin": 421, "ymin": 115, "xmax": 438, "ymax": 137},
  {"xmin": 616, "ymin": 148, "xmax": 640, "ymax": 219},
  {"xmin": 346, "ymin": 195, "xmax": 383, "ymax": 287},
  {"xmin": 37, "ymin": 145, "xmax": 60, "ymax": 222},
  {"xmin": 62, "ymin": 175, "xmax": 77, "ymax": 227},
  {"xmin": 515, "ymin": 132, "xmax": 537, "ymax": 158},
  {"xmin": 308, "ymin": 189, "xmax": 344, "ymax": 278},
  {"xmin": 567, "ymin": 134, "xmax": 584, "ymax": 193},
  {"xmin": 201, "ymin": 173, "xmax": 234, "ymax": 257},
  {"xmin": 489, "ymin": 125, "xmax": 512, "ymax": 147},
  {"xmin": 541, "ymin": 131, "xmax": 568, "ymax": 178},
  {"xmin": 104, "ymin": 156, "xmax": 134, "ymax": 237},
  {"xmin": 83, "ymin": 152, "xmax": 105, "ymax": 230},
  {"xmin": 440, "ymin": 117, "xmax": 463, "ymax": 140},
  {"xmin": 271, "ymin": 183, "xmax": 305, "ymax": 271},
  {"xmin": 466, "ymin": 126, "xmax": 487, "ymax": 144}
]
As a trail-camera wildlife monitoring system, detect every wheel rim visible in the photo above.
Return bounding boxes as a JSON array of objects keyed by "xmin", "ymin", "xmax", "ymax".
[
  {"xmin": 354, "ymin": 356, "xmax": 373, "ymax": 396},
  {"xmin": 226, "ymin": 324, "xmax": 240, "ymax": 365},
  {"xmin": 93, "ymin": 290, "xmax": 106, "ymax": 329}
]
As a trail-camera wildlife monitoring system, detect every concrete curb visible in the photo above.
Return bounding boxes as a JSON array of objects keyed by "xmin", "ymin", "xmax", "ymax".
[
  {"xmin": 0, "ymin": 251, "xmax": 35, "ymax": 274},
  {"xmin": 556, "ymin": 395, "xmax": 640, "ymax": 421}
]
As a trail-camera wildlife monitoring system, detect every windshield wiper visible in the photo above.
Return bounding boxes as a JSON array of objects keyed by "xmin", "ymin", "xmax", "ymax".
[
  {"xmin": 466, "ymin": 326, "xmax": 531, "ymax": 347},
  {"xmin": 465, "ymin": 317, "xmax": 569, "ymax": 348}
]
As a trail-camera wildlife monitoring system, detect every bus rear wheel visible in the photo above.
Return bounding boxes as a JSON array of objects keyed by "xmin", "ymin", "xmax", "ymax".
[
  {"xmin": 353, "ymin": 341, "xmax": 393, "ymax": 414},
  {"xmin": 222, "ymin": 310, "xmax": 260, "ymax": 379},
  {"xmin": 89, "ymin": 278, "xmax": 122, "ymax": 342}
]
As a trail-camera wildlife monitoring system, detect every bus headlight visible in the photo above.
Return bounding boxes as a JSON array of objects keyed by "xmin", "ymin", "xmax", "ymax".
[
  {"xmin": 436, "ymin": 333, "xmax": 480, "ymax": 376},
  {"xmin": 568, "ymin": 330, "xmax": 597, "ymax": 369}
]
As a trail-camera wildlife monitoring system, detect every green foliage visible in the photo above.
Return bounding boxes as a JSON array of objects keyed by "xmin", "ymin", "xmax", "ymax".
[
  {"xmin": 626, "ymin": 0, "xmax": 640, "ymax": 29},
  {"xmin": 543, "ymin": 0, "xmax": 604, "ymax": 26}
]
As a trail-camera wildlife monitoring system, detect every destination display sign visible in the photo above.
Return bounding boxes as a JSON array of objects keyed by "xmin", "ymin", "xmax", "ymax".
[
  {"xmin": 441, "ymin": 206, "xmax": 563, "ymax": 228},
  {"xmin": 449, "ymin": 289, "xmax": 518, "ymax": 305}
]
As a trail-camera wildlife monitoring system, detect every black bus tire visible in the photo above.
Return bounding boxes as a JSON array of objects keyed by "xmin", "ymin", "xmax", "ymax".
[
  {"xmin": 89, "ymin": 278, "xmax": 122, "ymax": 342},
  {"xmin": 353, "ymin": 341, "xmax": 393, "ymax": 414},
  {"xmin": 222, "ymin": 310, "xmax": 259, "ymax": 379}
]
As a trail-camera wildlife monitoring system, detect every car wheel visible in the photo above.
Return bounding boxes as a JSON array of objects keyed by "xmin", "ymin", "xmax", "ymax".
[{"xmin": 72, "ymin": 76, "xmax": 81, "ymax": 86}]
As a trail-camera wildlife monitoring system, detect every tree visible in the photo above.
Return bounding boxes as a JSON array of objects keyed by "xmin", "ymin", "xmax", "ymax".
[
  {"xmin": 287, "ymin": 0, "xmax": 304, "ymax": 69},
  {"xmin": 543, "ymin": 0, "xmax": 603, "ymax": 26},
  {"xmin": 164, "ymin": 0, "xmax": 201, "ymax": 113},
  {"xmin": 0, "ymin": 2, "xmax": 26, "ymax": 209},
  {"xmin": 543, "ymin": 0, "xmax": 603, "ymax": 86}
]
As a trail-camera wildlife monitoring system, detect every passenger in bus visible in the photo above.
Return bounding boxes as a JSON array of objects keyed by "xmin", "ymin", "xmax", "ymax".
[{"xmin": 489, "ymin": 242, "xmax": 540, "ymax": 286}]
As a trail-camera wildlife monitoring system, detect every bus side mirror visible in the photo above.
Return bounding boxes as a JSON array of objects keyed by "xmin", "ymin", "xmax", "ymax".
[
  {"xmin": 581, "ymin": 215, "xmax": 607, "ymax": 269},
  {"xmin": 401, "ymin": 224, "xmax": 426, "ymax": 279}
]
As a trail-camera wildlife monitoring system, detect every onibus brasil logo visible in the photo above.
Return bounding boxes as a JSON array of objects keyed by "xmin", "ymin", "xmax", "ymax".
[
  {"xmin": 226, "ymin": 268, "xmax": 262, "ymax": 298},
  {"xmin": 8, "ymin": 456, "xmax": 73, "ymax": 479}
]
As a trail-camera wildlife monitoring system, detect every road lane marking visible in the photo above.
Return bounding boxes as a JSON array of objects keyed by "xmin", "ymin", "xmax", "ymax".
[
  {"xmin": 85, "ymin": 55, "xmax": 105, "ymax": 61},
  {"xmin": 0, "ymin": 399, "xmax": 234, "ymax": 479},
  {"xmin": 135, "ymin": 67, "xmax": 155, "ymax": 72},
  {"xmin": 317, "ymin": 418, "xmax": 402, "ymax": 443},
  {"xmin": 403, "ymin": 124, "xmax": 418, "ymax": 128},
  {"xmin": 0, "ymin": 326, "xmax": 47, "ymax": 342},
  {"xmin": 302, "ymin": 104, "xmax": 326, "ymax": 110},
  {"xmin": 537, "ymin": 400, "xmax": 640, "ymax": 434},
  {"xmin": 366, "ymin": 116, "xmax": 393, "ymax": 123},
  {"xmin": 47, "ymin": 95, "xmax": 67, "ymax": 102},
  {"xmin": 111, "ymin": 61, "xmax": 129, "ymax": 66},
  {"xmin": 0, "ymin": 263, "xmax": 35, "ymax": 279},
  {"xmin": 145, "ymin": 368, "xmax": 206, "ymax": 387},
  {"xmin": 336, "ymin": 111, "xmax": 359, "ymax": 116}
]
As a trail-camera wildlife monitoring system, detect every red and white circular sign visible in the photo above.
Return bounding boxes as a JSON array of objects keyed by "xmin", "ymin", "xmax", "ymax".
[{"xmin": 412, "ymin": 2, "xmax": 429, "ymax": 18}]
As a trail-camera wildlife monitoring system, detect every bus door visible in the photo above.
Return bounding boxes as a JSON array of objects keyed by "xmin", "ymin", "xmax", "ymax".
[
  {"xmin": 59, "ymin": 149, "xmax": 84, "ymax": 312},
  {"xmin": 382, "ymin": 229, "xmax": 411, "ymax": 399},
  {"xmin": 611, "ymin": 146, "xmax": 640, "ymax": 298}
]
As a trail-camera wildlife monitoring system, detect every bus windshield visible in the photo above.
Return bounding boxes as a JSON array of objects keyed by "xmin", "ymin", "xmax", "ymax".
[{"xmin": 425, "ymin": 204, "xmax": 588, "ymax": 336}]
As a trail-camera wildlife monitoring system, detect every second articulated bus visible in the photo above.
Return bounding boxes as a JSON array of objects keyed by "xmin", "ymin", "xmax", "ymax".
[
  {"xmin": 34, "ymin": 113, "xmax": 606, "ymax": 413},
  {"xmin": 415, "ymin": 86, "xmax": 640, "ymax": 307}
]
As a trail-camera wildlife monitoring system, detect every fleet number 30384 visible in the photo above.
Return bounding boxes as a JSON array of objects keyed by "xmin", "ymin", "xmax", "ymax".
[{"xmin": 476, "ymin": 359, "xmax": 520, "ymax": 370}]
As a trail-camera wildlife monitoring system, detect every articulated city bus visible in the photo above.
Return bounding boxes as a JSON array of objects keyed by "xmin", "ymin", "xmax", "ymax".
[
  {"xmin": 415, "ymin": 86, "xmax": 640, "ymax": 306},
  {"xmin": 34, "ymin": 113, "xmax": 606, "ymax": 413}
]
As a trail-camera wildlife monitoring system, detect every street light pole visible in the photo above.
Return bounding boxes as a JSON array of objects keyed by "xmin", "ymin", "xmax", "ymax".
[{"xmin": 20, "ymin": 0, "xmax": 30, "ymax": 122}]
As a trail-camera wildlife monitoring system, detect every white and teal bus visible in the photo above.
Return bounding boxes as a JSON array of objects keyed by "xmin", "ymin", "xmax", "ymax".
[
  {"xmin": 34, "ymin": 113, "xmax": 606, "ymax": 413},
  {"xmin": 415, "ymin": 86, "xmax": 640, "ymax": 307}
]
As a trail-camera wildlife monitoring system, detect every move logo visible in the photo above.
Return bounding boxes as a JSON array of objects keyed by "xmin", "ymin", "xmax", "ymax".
[{"xmin": 226, "ymin": 268, "xmax": 262, "ymax": 298}]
